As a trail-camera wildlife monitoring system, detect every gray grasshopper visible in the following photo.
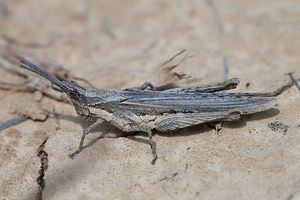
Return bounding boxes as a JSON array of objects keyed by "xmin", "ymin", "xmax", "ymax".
[{"xmin": 20, "ymin": 60, "xmax": 275, "ymax": 164}]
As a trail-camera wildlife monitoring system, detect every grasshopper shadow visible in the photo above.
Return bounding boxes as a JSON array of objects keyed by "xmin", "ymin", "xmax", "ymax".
[
  {"xmin": 59, "ymin": 114, "xmax": 91, "ymax": 130},
  {"xmin": 224, "ymin": 108, "xmax": 279, "ymax": 129}
]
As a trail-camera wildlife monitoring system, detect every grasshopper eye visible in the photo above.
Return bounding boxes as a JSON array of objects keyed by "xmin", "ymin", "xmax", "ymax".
[
  {"xmin": 69, "ymin": 80, "xmax": 85, "ymax": 90},
  {"xmin": 70, "ymin": 80, "xmax": 78, "ymax": 85},
  {"xmin": 69, "ymin": 88, "xmax": 80, "ymax": 98}
]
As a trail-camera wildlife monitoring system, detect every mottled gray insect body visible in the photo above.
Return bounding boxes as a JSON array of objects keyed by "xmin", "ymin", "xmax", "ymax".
[{"xmin": 20, "ymin": 60, "xmax": 275, "ymax": 164}]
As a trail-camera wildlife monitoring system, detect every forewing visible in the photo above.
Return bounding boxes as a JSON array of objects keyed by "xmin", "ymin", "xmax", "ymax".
[{"xmin": 116, "ymin": 90, "xmax": 275, "ymax": 116}]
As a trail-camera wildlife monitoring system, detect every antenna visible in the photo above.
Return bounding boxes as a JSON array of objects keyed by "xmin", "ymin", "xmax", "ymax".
[{"xmin": 20, "ymin": 60, "xmax": 63, "ymax": 88}]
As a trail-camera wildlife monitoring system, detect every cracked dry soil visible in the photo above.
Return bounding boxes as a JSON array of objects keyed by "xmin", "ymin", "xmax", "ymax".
[{"xmin": 36, "ymin": 138, "xmax": 48, "ymax": 200}]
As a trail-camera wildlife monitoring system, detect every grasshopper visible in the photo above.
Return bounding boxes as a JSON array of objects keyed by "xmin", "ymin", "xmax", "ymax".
[{"xmin": 20, "ymin": 60, "xmax": 275, "ymax": 164}]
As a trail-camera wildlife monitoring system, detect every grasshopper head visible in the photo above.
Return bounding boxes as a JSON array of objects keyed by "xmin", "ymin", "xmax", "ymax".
[
  {"xmin": 60, "ymin": 81, "xmax": 91, "ymax": 119},
  {"xmin": 20, "ymin": 60, "xmax": 91, "ymax": 119},
  {"xmin": 59, "ymin": 80, "xmax": 87, "ymax": 103}
]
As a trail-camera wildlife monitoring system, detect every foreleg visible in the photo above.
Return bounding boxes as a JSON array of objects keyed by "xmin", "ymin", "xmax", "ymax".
[{"xmin": 69, "ymin": 118, "xmax": 104, "ymax": 158}]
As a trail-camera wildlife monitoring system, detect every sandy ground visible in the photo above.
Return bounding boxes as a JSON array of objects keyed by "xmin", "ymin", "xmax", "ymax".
[{"xmin": 0, "ymin": 0, "xmax": 300, "ymax": 200}]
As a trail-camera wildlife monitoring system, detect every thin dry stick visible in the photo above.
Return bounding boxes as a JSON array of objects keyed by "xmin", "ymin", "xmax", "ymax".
[
  {"xmin": 0, "ymin": 115, "xmax": 28, "ymax": 131},
  {"xmin": 289, "ymin": 73, "xmax": 300, "ymax": 92},
  {"xmin": 206, "ymin": 0, "xmax": 228, "ymax": 81}
]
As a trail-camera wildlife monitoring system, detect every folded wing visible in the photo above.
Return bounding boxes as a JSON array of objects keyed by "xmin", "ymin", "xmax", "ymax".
[{"xmin": 115, "ymin": 90, "xmax": 275, "ymax": 116}]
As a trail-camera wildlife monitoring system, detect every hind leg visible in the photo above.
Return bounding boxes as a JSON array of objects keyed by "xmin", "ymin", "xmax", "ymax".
[{"xmin": 146, "ymin": 129, "xmax": 157, "ymax": 164}]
